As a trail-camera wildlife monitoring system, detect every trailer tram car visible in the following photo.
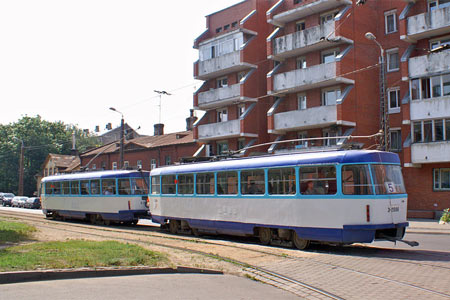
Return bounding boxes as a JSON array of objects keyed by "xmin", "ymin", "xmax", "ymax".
[
  {"xmin": 149, "ymin": 150, "xmax": 408, "ymax": 249},
  {"xmin": 41, "ymin": 170, "xmax": 150, "ymax": 225}
]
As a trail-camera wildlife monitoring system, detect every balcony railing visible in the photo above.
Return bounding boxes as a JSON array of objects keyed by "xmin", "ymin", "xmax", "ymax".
[
  {"xmin": 271, "ymin": 105, "xmax": 337, "ymax": 133},
  {"xmin": 197, "ymin": 119, "xmax": 241, "ymax": 140},
  {"xmin": 410, "ymin": 95, "xmax": 450, "ymax": 121},
  {"xmin": 271, "ymin": 62, "xmax": 354, "ymax": 93},
  {"xmin": 404, "ymin": 6, "xmax": 450, "ymax": 42},
  {"xmin": 408, "ymin": 50, "xmax": 450, "ymax": 79},
  {"xmin": 197, "ymin": 84, "xmax": 241, "ymax": 110},
  {"xmin": 411, "ymin": 141, "xmax": 450, "ymax": 164}
]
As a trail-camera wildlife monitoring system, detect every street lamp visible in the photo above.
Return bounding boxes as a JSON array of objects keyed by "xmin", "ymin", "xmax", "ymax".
[
  {"xmin": 13, "ymin": 137, "xmax": 24, "ymax": 196},
  {"xmin": 365, "ymin": 32, "xmax": 389, "ymax": 151},
  {"xmin": 109, "ymin": 107, "xmax": 125, "ymax": 169}
]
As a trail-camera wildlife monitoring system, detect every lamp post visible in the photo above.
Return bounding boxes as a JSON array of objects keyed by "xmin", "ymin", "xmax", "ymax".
[
  {"xmin": 365, "ymin": 32, "xmax": 389, "ymax": 151},
  {"xmin": 109, "ymin": 107, "xmax": 124, "ymax": 169},
  {"xmin": 13, "ymin": 137, "xmax": 24, "ymax": 196}
]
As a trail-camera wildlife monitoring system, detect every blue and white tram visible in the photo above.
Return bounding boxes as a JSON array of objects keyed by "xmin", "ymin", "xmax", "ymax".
[
  {"xmin": 148, "ymin": 150, "xmax": 408, "ymax": 249},
  {"xmin": 41, "ymin": 170, "xmax": 150, "ymax": 225}
]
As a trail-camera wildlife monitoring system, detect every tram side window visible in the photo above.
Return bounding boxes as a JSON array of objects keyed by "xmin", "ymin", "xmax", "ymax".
[
  {"xmin": 45, "ymin": 182, "xmax": 59, "ymax": 195},
  {"xmin": 196, "ymin": 173, "xmax": 215, "ymax": 195},
  {"xmin": 131, "ymin": 178, "xmax": 148, "ymax": 195},
  {"xmin": 241, "ymin": 170, "xmax": 265, "ymax": 195},
  {"xmin": 342, "ymin": 165, "xmax": 373, "ymax": 195},
  {"xmin": 118, "ymin": 179, "xmax": 131, "ymax": 195},
  {"xmin": 90, "ymin": 180, "xmax": 101, "ymax": 195},
  {"xmin": 81, "ymin": 180, "xmax": 90, "ymax": 195},
  {"xmin": 161, "ymin": 175, "xmax": 176, "ymax": 194},
  {"xmin": 102, "ymin": 179, "xmax": 116, "ymax": 195},
  {"xmin": 300, "ymin": 166, "xmax": 336, "ymax": 195},
  {"xmin": 53, "ymin": 182, "xmax": 61, "ymax": 194},
  {"xmin": 151, "ymin": 176, "xmax": 160, "ymax": 194},
  {"xmin": 61, "ymin": 181, "xmax": 70, "ymax": 194},
  {"xmin": 268, "ymin": 168, "xmax": 296, "ymax": 195},
  {"xmin": 178, "ymin": 174, "xmax": 194, "ymax": 195},
  {"xmin": 217, "ymin": 171, "xmax": 238, "ymax": 195},
  {"xmin": 70, "ymin": 181, "xmax": 80, "ymax": 195},
  {"xmin": 371, "ymin": 164, "xmax": 406, "ymax": 194}
]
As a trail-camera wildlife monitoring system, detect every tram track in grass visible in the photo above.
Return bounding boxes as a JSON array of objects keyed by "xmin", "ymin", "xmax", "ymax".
[{"xmin": 2, "ymin": 210, "xmax": 450, "ymax": 299}]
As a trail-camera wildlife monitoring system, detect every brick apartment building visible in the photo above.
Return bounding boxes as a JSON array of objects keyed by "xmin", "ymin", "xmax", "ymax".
[{"xmin": 194, "ymin": 0, "xmax": 450, "ymax": 218}]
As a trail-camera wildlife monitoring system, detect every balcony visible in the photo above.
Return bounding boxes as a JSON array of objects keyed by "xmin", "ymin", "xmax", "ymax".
[
  {"xmin": 408, "ymin": 50, "xmax": 450, "ymax": 79},
  {"xmin": 411, "ymin": 142, "xmax": 450, "ymax": 164},
  {"xmin": 194, "ymin": 51, "xmax": 256, "ymax": 80},
  {"xmin": 271, "ymin": 22, "xmax": 352, "ymax": 59},
  {"xmin": 272, "ymin": 105, "xmax": 338, "ymax": 133},
  {"xmin": 270, "ymin": 62, "xmax": 354, "ymax": 94},
  {"xmin": 197, "ymin": 84, "xmax": 241, "ymax": 110},
  {"xmin": 402, "ymin": 6, "xmax": 450, "ymax": 42},
  {"xmin": 410, "ymin": 96, "xmax": 450, "ymax": 121},
  {"xmin": 197, "ymin": 119, "xmax": 241, "ymax": 141},
  {"xmin": 268, "ymin": 0, "xmax": 352, "ymax": 27}
]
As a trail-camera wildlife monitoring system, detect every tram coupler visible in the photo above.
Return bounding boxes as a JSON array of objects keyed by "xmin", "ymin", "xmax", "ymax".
[{"xmin": 380, "ymin": 234, "xmax": 419, "ymax": 247}]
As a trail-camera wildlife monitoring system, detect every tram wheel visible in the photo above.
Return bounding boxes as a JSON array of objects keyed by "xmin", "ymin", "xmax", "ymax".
[
  {"xmin": 191, "ymin": 228, "xmax": 200, "ymax": 237},
  {"xmin": 169, "ymin": 220, "xmax": 179, "ymax": 234},
  {"xmin": 89, "ymin": 214, "xmax": 96, "ymax": 225},
  {"xmin": 292, "ymin": 231, "xmax": 310, "ymax": 250},
  {"xmin": 259, "ymin": 228, "xmax": 272, "ymax": 245}
]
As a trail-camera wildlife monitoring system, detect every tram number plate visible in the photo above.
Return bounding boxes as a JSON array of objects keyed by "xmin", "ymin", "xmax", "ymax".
[
  {"xmin": 385, "ymin": 182, "xmax": 396, "ymax": 194},
  {"xmin": 388, "ymin": 206, "xmax": 400, "ymax": 213}
]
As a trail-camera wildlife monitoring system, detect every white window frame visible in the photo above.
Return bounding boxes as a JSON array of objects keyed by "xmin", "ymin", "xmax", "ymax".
[
  {"xmin": 321, "ymin": 48, "xmax": 340, "ymax": 64},
  {"xmin": 320, "ymin": 10, "xmax": 339, "ymax": 25},
  {"xmin": 217, "ymin": 108, "xmax": 228, "ymax": 122},
  {"xmin": 237, "ymin": 71, "xmax": 246, "ymax": 82},
  {"xmin": 384, "ymin": 10, "xmax": 397, "ymax": 34},
  {"xmin": 124, "ymin": 161, "xmax": 129, "ymax": 168},
  {"xmin": 323, "ymin": 129, "xmax": 337, "ymax": 146},
  {"xmin": 296, "ymin": 20, "xmax": 305, "ymax": 32},
  {"xmin": 433, "ymin": 168, "xmax": 450, "ymax": 191},
  {"xmin": 137, "ymin": 160, "xmax": 142, "ymax": 169},
  {"xmin": 237, "ymin": 104, "xmax": 246, "ymax": 118},
  {"xmin": 150, "ymin": 158, "xmax": 157, "ymax": 170},
  {"xmin": 217, "ymin": 76, "xmax": 228, "ymax": 88},
  {"xmin": 386, "ymin": 48, "xmax": 399, "ymax": 72},
  {"xmin": 297, "ymin": 93, "xmax": 307, "ymax": 110},
  {"xmin": 389, "ymin": 128, "xmax": 402, "ymax": 152},
  {"xmin": 297, "ymin": 131, "xmax": 308, "ymax": 146},
  {"xmin": 430, "ymin": 35, "xmax": 450, "ymax": 50},
  {"xmin": 112, "ymin": 162, "xmax": 117, "ymax": 170},
  {"xmin": 321, "ymin": 86, "xmax": 341, "ymax": 106},
  {"xmin": 387, "ymin": 87, "xmax": 401, "ymax": 113},
  {"xmin": 217, "ymin": 141, "xmax": 229, "ymax": 155},
  {"xmin": 296, "ymin": 56, "xmax": 307, "ymax": 69}
]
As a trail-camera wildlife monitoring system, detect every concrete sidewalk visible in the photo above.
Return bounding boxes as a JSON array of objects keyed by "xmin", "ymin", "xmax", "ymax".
[{"xmin": 407, "ymin": 218, "xmax": 450, "ymax": 235}]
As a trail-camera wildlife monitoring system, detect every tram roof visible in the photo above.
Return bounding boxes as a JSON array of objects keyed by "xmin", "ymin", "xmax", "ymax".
[
  {"xmin": 151, "ymin": 150, "xmax": 400, "ymax": 176},
  {"xmin": 41, "ymin": 170, "xmax": 149, "ymax": 182}
]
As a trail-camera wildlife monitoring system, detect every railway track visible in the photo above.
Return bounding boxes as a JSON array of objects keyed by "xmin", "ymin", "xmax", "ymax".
[{"xmin": 2, "ymin": 210, "xmax": 450, "ymax": 299}]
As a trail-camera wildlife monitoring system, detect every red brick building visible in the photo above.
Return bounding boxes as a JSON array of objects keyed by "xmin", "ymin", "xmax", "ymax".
[
  {"xmin": 194, "ymin": 0, "xmax": 450, "ymax": 218},
  {"xmin": 80, "ymin": 130, "xmax": 197, "ymax": 171}
]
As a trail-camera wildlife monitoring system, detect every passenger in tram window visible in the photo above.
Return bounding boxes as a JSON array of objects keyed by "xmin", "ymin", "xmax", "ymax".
[
  {"xmin": 248, "ymin": 181, "xmax": 260, "ymax": 194},
  {"xmin": 304, "ymin": 181, "xmax": 315, "ymax": 195}
]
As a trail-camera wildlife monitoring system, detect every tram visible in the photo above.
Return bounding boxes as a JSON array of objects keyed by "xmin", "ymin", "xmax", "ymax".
[
  {"xmin": 41, "ymin": 170, "xmax": 149, "ymax": 225},
  {"xmin": 148, "ymin": 150, "xmax": 408, "ymax": 249}
]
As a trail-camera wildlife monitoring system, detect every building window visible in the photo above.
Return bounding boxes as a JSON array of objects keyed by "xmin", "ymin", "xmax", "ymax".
[
  {"xmin": 388, "ymin": 88, "xmax": 401, "ymax": 113},
  {"xmin": 237, "ymin": 104, "xmax": 245, "ymax": 118},
  {"xmin": 412, "ymin": 119, "xmax": 450, "ymax": 143},
  {"xmin": 296, "ymin": 21, "xmax": 305, "ymax": 31},
  {"xmin": 92, "ymin": 164, "xmax": 96, "ymax": 170},
  {"xmin": 150, "ymin": 158, "xmax": 157, "ymax": 170},
  {"xmin": 217, "ymin": 108, "xmax": 228, "ymax": 122},
  {"xmin": 165, "ymin": 156, "xmax": 171, "ymax": 166},
  {"xmin": 224, "ymin": 24, "xmax": 230, "ymax": 30},
  {"xmin": 320, "ymin": 11, "xmax": 338, "ymax": 25},
  {"xmin": 112, "ymin": 162, "xmax": 117, "ymax": 170},
  {"xmin": 429, "ymin": 0, "xmax": 450, "ymax": 11},
  {"xmin": 217, "ymin": 77, "xmax": 228, "ymax": 88},
  {"xmin": 238, "ymin": 139, "xmax": 246, "ymax": 150},
  {"xmin": 386, "ymin": 49, "xmax": 399, "ymax": 72},
  {"xmin": 232, "ymin": 21, "xmax": 238, "ymax": 28},
  {"xmin": 237, "ymin": 71, "xmax": 246, "ymax": 82},
  {"xmin": 216, "ymin": 27, "xmax": 222, "ymax": 33},
  {"xmin": 294, "ymin": 0, "xmax": 302, "ymax": 4},
  {"xmin": 297, "ymin": 93, "xmax": 307, "ymax": 110},
  {"xmin": 321, "ymin": 49, "xmax": 340, "ymax": 64},
  {"xmin": 434, "ymin": 168, "xmax": 450, "ymax": 191},
  {"xmin": 384, "ymin": 10, "xmax": 397, "ymax": 34},
  {"xmin": 297, "ymin": 131, "xmax": 307, "ymax": 147},
  {"xmin": 411, "ymin": 74, "xmax": 450, "ymax": 100},
  {"xmin": 323, "ymin": 130, "xmax": 337, "ymax": 146},
  {"xmin": 137, "ymin": 160, "xmax": 142, "ymax": 169},
  {"xmin": 124, "ymin": 161, "xmax": 129, "ymax": 169},
  {"xmin": 296, "ymin": 56, "xmax": 306, "ymax": 69},
  {"xmin": 390, "ymin": 130, "xmax": 402, "ymax": 152},
  {"xmin": 217, "ymin": 141, "xmax": 229, "ymax": 155},
  {"xmin": 430, "ymin": 36, "xmax": 450, "ymax": 50},
  {"xmin": 322, "ymin": 87, "xmax": 341, "ymax": 106}
]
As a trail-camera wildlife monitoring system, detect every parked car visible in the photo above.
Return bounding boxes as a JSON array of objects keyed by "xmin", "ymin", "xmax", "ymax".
[
  {"xmin": 24, "ymin": 197, "xmax": 41, "ymax": 209},
  {"xmin": 11, "ymin": 196, "xmax": 28, "ymax": 208},
  {"xmin": 0, "ymin": 192, "xmax": 4, "ymax": 205},
  {"xmin": 2, "ymin": 193, "xmax": 15, "ymax": 206}
]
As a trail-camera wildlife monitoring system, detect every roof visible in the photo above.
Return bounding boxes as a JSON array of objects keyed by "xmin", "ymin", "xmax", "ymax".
[
  {"xmin": 44, "ymin": 154, "xmax": 80, "ymax": 171},
  {"xmin": 151, "ymin": 150, "xmax": 401, "ymax": 176},
  {"xmin": 81, "ymin": 131, "xmax": 195, "ymax": 157},
  {"xmin": 42, "ymin": 170, "xmax": 150, "ymax": 182}
]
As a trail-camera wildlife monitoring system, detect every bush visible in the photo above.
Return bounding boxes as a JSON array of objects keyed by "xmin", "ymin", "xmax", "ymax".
[{"xmin": 440, "ymin": 208, "xmax": 450, "ymax": 223}]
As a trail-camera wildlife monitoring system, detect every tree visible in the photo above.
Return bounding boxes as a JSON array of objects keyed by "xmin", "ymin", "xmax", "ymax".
[{"xmin": 0, "ymin": 116, "xmax": 100, "ymax": 196}]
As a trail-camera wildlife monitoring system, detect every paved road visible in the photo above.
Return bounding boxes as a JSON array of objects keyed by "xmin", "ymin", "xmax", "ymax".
[{"xmin": 0, "ymin": 274, "xmax": 299, "ymax": 300}]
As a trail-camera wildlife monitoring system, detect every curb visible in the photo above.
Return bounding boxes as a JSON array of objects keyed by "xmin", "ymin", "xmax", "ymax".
[
  {"xmin": 0, "ymin": 266, "xmax": 223, "ymax": 285},
  {"xmin": 406, "ymin": 229, "xmax": 450, "ymax": 236}
]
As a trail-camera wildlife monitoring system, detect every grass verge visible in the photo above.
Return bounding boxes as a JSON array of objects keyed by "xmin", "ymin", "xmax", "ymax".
[
  {"xmin": 0, "ymin": 221, "xmax": 36, "ymax": 244},
  {"xmin": 0, "ymin": 240, "xmax": 167, "ymax": 272}
]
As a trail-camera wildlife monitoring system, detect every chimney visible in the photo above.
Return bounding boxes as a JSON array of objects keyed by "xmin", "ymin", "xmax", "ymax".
[
  {"xmin": 106, "ymin": 123, "xmax": 112, "ymax": 130},
  {"xmin": 154, "ymin": 123, "xmax": 164, "ymax": 136},
  {"xmin": 186, "ymin": 109, "xmax": 197, "ymax": 131},
  {"xmin": 71, "ymin": 132, "xmax": 79, "ymax": 156},
  {"xmin": 95, "ymin": 125, "xmax": 100, "ymax": 132}
]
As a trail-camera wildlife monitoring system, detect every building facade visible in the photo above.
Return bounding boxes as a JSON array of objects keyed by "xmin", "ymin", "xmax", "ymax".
[{"xmin": 194, "ymin": 0, "xmax": 450, "ymax": 218}]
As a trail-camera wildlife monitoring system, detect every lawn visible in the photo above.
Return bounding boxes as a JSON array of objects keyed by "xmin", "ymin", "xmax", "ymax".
[{"xmin": 0, "ymin": 220, "xmax": 36, "ymax": 244}]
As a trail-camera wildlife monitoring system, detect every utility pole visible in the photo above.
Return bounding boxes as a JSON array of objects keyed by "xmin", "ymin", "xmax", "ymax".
[
  {"xmin": 154, "ymin": 90, "xmax": 172, "ymax": 124},
  {"xmin": 14, "ymin": 137, "xmax": 24, "ymax": 196},
  {"xmin": 109, "ymin": 107, "xmax": 125, "ymax": 169}
]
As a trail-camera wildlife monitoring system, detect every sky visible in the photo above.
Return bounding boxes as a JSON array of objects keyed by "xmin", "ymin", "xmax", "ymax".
[{"xmin": 0, "ymin": 0, "xmax": 243, "ymax": 135}]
